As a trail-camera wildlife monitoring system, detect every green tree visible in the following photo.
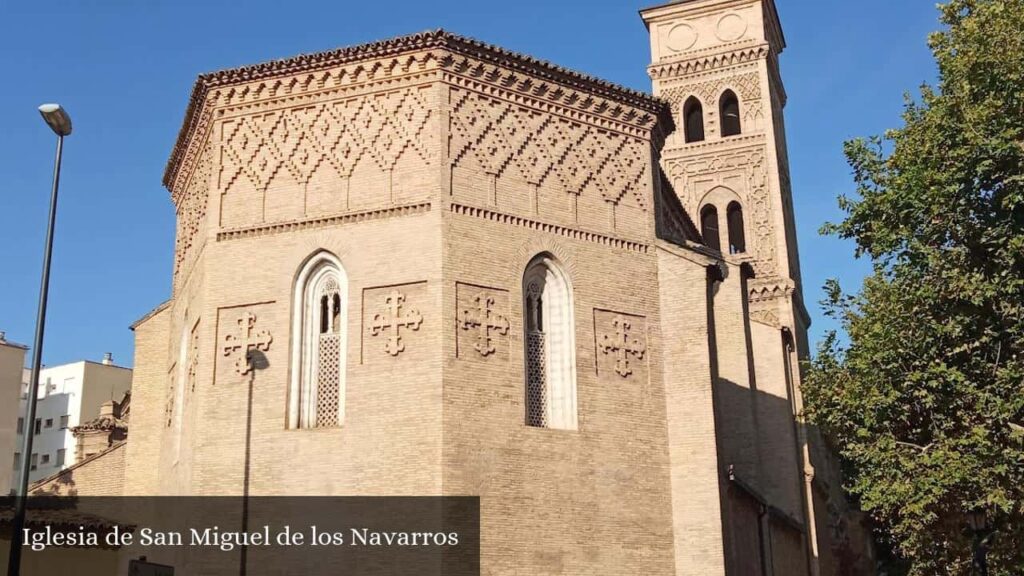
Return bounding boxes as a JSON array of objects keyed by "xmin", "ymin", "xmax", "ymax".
[{"xmin": 803, "ymin": 0, "xmax": 1024, "ymax": 574}]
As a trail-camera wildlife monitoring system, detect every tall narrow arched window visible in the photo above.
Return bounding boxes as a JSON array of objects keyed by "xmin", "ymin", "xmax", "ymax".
[
  {"xmin": 720, "ymin": 90, "xmax": 741, "ymax": 137},
  {"xmin": 290, "ymin": 251, "xmax": 347, "ymax": 429},
  {"xmin": 523, "ymin": 254, "xmax": 577, "ymax": 430},
  {"xmin": 683, "ymin": 97, "xmax": 706, "ymax": 143},
  {"xmin": 701, "ymin": 205, "xmax": 721, "ymax": 252},
  {"xmin": 727, "ymin": 201, "xmax": 747, "ymax": 254}
]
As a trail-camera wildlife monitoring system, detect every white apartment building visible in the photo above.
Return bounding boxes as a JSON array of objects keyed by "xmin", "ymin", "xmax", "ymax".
[{"xmin": 13, "ymin": 354, "xmax": 132, "ymax": 485}]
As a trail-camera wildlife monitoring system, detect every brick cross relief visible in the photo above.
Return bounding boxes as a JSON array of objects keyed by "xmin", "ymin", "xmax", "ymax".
[
  {"xmin": 599, "ymin": 315, "xmax": 646, "ymax": 377},
  {"xmin": 222, "ymin": 312, "xmax": 273, "ymax": 376},
  {"xmin": 460, "ymin": 292, "xmax": 510, "ymax": 357},
  {"xmin": 369, "ymin": 290, "xmax": 423, "ymax": 356}
]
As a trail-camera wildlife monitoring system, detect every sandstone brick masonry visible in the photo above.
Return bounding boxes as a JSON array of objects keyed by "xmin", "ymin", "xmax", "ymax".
[{"xmin": 113, "ymin": 1, "xmax": 875, "ymax": 574}]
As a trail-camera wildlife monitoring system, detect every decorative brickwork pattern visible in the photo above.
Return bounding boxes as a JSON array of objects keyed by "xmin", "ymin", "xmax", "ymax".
[
  {"xmin": 661, "ymin": 70, "xmax": 761, "ymax": 108},
  {"xmin": 449, "ymin": 89, "xmax": 650, "ymax": 209},
  {"xmin": 664, "ymin": 146, "xmax": 776, "ymax": 277},
  {"xmin": 661, "ymin": 71, "xmax": 764, "ymax": 134},
  {"xmin": 220, "ymin": 87, "xmax": 434, "ymax": 193},
  {"xmin": 647, "ymin": 45, "xmax": 771, "ymax": 80},
  {"xmin": 173, "ymin": 141, "xmax": 213, "ymax": 288}
]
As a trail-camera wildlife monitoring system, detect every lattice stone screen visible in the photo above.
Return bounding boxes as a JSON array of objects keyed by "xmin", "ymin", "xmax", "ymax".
[
  {"xmin": 316, "ymin": 332, "xmax": 341, "ymax": 427},
  {"xmin": 526, "ymin": 331, "xmax": 548, "ymax": 427}
]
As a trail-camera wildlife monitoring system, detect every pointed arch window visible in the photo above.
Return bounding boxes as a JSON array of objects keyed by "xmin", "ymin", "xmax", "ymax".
[
  {"xmin": 727, "ymin": 201, "xmax": 747, "ymax": 254},
  {"xmin": 720, "ymin": 90, "xmax": 741, "ymax": 137},
  {"xmin": 290, "ymin": 252, "xmax": 347, "ymax": 429},
  {"xmin": 701, "ymin": 205, "xmax": 721, "ymax": 252},
  {"xmin": 683, "ymin": 97, "xmax": 706, "ymax": 143},
  {"xmin": 523, "ymin": 254, "xmax": 577, "ymax": 430}
]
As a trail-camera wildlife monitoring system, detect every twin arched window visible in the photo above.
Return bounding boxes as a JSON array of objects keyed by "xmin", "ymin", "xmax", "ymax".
[
  {"xmin": 523, "ymin": 254, "xmax": 577, "ymax": 430},
  {"xmin": 682, "ymin": 90, "xmax": 743, "ymax": 143},
  {"xmin": 701, "ymin": 202, "xmax": 747, "ymax": 255},
  {"xmin": 290, "ymin": 252, "xmax": 347, "ymax": 429}
]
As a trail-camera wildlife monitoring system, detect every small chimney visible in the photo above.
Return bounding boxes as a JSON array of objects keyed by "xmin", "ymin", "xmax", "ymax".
[
  {"xmin": 102, "ymin": 352, "xmax": 113, "ymax": 365},
  {"xmin": 99, "ymin": 401, "xmax": 115, "ymax": 418}
]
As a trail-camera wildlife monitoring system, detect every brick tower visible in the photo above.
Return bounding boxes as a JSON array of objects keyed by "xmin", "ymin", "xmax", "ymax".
[{"xmin": 641, "ymin": 1, "xmax": 836, "ymax": 574}]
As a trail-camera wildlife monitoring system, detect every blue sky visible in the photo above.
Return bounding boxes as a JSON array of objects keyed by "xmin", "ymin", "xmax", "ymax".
[{"xmin": 0, "ymin": 0, "xmax": 939, "ymax": 367}]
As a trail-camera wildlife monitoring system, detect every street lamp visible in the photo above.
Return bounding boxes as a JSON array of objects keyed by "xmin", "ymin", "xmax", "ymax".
[
  {"xmin": 968, "ymin": 508, "xmax": 992, "ymax": 576},
  {"xmin": 6, "ymin": 104, "xmax": 72, "ymax": 576}
]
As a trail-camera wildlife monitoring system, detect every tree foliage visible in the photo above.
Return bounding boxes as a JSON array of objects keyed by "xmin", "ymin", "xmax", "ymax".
[{"xmin": 803, "ymin": 0, "xmax": 1024, "ymax": 573}]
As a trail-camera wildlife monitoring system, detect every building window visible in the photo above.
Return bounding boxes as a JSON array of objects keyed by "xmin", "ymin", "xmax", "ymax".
[
  {"xmin": 44, "ymin": 418, "xmax": 53, "ymax": 429},
  {"xmin": 30, "ymin": 453, "xmax": 38, "ymax": 471},
  {"xmin": 290, "ymin": 251, "xmax": 347, "ymax": 429},
  {"xmin": 17, "ymin": 417, "xmax": 24, "ymax": 435},
  {"xmin": 57, "ymin": 449, "xmax": 66, "ymax": 466},
  {"xmin": 683, "ymin": 96, "xmax": 705, "ymax": 143},
  {"xmin": 59, "ymin": 415, "xmax": 69, "ymax": 429},
  {"xmin": 41, "ymin": 454, "xmax": 50, "ymax": 465},
  {"xmin": 727, "ymin": 202, "xmax": 747, "ymax": 254},
  {"xmin": 523, "ymin": 254, "xmax": 578, "ymax": 430},
  {"xmin": 701, "ymin": 205, "xmax": 722, "ymax": 252},
  {"xmin": 720, "ymin": 90, "xmax": 742, "ymax": 137},
  {"xmin": 34, "ymin": 419, "xmax": 41, "ymax": 435},
  {"xmin": 13, "ymin": 453, "xmax": 20, "ymax": 471}
]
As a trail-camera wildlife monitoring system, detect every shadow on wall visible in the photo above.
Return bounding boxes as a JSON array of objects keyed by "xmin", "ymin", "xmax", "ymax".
[{"xmin": 714, "ymin": 378, "xmax": 874, "ymax": 576}]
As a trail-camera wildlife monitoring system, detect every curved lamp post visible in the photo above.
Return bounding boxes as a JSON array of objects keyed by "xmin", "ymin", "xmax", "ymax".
[{"xmin": 6, "ymin": 104, "xmax": 72, "ymax": 576}]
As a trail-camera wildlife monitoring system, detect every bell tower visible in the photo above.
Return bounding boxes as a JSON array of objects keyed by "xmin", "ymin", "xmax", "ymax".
[
  {"xmin": 642, "ymin": 1, "xmax": 826, "ymax": 575},
  {"xmin": 642, "ymin": 0, "xmax": 805, "ymax": 329}
]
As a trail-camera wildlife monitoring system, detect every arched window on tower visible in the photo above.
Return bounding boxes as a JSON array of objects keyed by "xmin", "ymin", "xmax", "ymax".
[
  {"xmin": 290, "ymin": 252, "xmax": 347, "ymax": 429},
  {"xmin": 683, "ymin": 97, "xmax": 705, "ymax": 143},
  {"xmin": 720, "ymin": 90, "xmax": 741, "ymax": 137},
  {"xmin": 523, "ymin": 254, "xmax": 577, "ymax": 430},
  {"xmin": 727, "ymin": 201, "xmax": 747, "ymax": 254},
  {"xmin": 701, "ymin": 205, "xmax": 721, "ymax": 252}
]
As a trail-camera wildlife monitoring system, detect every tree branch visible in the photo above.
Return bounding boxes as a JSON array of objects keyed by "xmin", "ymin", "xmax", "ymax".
[{"xmin": 895, "ymin": 441, "xmax": 935, "ymax": 452}]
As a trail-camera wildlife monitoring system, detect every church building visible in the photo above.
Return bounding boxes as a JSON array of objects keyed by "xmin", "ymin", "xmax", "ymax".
[{"xmin": 110, "ymin": 0, "xmax": 874, "ymax": 573}]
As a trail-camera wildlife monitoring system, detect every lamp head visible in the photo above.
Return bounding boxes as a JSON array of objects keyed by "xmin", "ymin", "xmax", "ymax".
[{"xmin": 38, "ymin": 103, "xmax": 72, "ymax": 136}]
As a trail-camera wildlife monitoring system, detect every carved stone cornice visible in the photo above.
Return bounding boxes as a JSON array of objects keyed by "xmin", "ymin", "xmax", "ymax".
[
  {"xmin": 648, "ymin": 42, "xmax": 770, "ymax": 81},
  {"xmin": 748, "ymin": 277, "xmax": 795, "ymax": 303},
  {"xmin": 450, "ymin": 203, "xmax": 649, "ymax": 255},
  {"xmin": 216, "ymin": 202, "xmax": 432, "ymax": 242},
  {"xmin": 439, "ymin": 53, "xmax": 665, "ymax": 139},
  {"xmin": 165, "ymin": 29, "xmax": 673, "ymax": 192},
  {"xmin": 662, "ymin": 132, "xmax": 766, "ymax": 158}
]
